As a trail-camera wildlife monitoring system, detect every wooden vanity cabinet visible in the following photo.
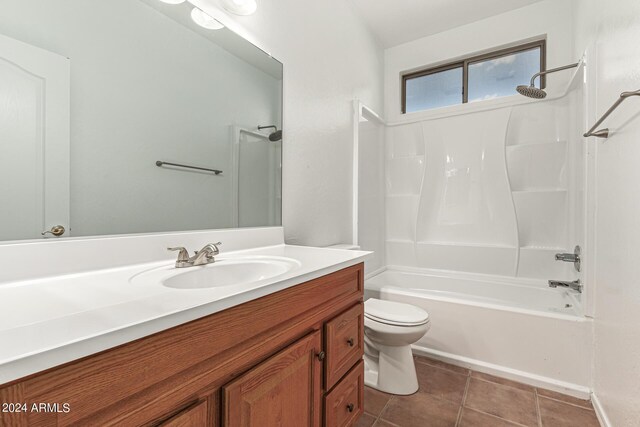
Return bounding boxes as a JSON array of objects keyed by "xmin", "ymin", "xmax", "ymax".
[
  {"xmin": 0, "ymin": 263, "xmax": 365, "ymax": 427},
  {"xmin": 222, "ymin": 331, "xmax": 323, "ymax": 427}
]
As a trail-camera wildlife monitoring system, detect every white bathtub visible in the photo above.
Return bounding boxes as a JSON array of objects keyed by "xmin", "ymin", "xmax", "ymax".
[{"xmin": 366, "ymin": 268, "xmax": 592, "ymax": 397}]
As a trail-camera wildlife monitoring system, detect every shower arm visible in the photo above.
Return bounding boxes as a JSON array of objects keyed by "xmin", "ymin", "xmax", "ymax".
[{"xmin": 529, "ymin": 62, "xmax": 580, "ymax": 87}]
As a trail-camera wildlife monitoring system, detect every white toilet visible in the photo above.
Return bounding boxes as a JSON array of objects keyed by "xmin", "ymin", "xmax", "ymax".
[{"xmin": 364, "ymin": 298, "xmax": 430, "ymax": 395}]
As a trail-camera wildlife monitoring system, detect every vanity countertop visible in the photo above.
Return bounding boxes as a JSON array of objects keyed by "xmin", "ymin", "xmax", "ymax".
[{"xmin": 0, "ymin": 244, "xmax": 369, "ymax": 385}]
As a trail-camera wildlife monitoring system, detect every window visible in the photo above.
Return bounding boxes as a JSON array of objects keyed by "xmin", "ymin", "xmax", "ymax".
[{"xmin": 402, "ymin": 40, "xmax": 546, "ymax": 114}]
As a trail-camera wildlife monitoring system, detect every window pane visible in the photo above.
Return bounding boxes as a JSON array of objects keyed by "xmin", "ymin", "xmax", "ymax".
[
  {"xmin": 467, "ymin": 47, "xmax": 541, "ymax": 103},
  {"xmin": 405, "ymin": 67, "xmax": 462, "ymax": 113}
]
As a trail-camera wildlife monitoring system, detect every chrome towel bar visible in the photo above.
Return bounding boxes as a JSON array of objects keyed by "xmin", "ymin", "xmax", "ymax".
[
  {"xmin": 156, "ymin": 161, "xmax": 222, "ymax": 175},
  {"xmin": 584, "ymin": 89, "xmax": 640, "ymax": 138}
]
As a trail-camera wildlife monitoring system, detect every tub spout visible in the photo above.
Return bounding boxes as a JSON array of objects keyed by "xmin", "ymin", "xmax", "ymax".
[{"xmin": 548, "ymin": 279, "xmax": 582, "ymax": 293}]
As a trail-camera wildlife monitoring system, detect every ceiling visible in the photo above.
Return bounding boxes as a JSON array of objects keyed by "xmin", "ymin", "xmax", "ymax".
[{"xmin": 349, "ymin": 0, "xmax": 546, "ymax": 48}]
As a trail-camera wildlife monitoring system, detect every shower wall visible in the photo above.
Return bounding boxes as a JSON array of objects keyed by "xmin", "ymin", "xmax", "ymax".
[
  {"xmin": 385, "ymin": 71, "xmax": 585, "ymax": 281},
  {"xmin": 358, "ymin": 107, "xmax": 386, "ymax": 275}
]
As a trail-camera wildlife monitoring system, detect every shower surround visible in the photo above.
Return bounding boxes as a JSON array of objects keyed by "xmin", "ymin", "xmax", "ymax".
[
  {"xmin": 364, "ymin": 66, "xmax": 592, "ymax": 394},
  {"xmin": 385, "ymin": 74, "xmax": 585, "ymax": 285}
]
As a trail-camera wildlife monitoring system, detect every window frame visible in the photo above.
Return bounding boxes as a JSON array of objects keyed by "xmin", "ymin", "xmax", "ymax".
[{"xmin": 401, "ymin": 39, "xmax": 546, "ymax": 114}]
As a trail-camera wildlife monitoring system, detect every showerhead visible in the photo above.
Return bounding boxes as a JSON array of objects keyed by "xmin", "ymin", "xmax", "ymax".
[
  {"xmin": 516, "ymin": 85, "xmax": 547, "ymax": 99},
  {"xmin": 258, "ymin": 125, "xmax": 282, "ymax": 142},
  {"xmin": 268, "ymin": 130, "xmax": 282, "ymax": 142},
  {"xmin": 516, "ymin": 61, "xmax": 580, "ymax": 100}
]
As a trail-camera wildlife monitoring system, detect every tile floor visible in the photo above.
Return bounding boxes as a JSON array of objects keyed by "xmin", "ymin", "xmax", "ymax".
[{"xmin": 356, "ymin": 356, "xmax": 601, "ymax": 427}]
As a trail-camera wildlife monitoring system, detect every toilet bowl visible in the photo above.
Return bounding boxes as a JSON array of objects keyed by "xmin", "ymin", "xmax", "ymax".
[{"xmin": 364, "ymin": 298, "xmax": 430, "ymax": 395}]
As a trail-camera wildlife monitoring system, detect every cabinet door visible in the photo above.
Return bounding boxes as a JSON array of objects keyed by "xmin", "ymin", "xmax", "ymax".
[
  {"xmin": 159, "ymin": 401, "xmax": 208, "ymax": 426},
  {"xmin": 223, "ymin": 331, "xmax": 322, "ymax": 427}
]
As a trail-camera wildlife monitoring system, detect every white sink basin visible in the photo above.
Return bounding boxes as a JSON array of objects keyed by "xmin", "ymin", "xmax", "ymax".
[{"xmin": 130, "ymin": 256, "xmax": 300, "ymax": 290}]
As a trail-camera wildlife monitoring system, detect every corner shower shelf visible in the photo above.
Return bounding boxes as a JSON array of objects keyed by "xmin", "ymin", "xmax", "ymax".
[
  {"xmin": 507, "ymin": 142, "xmax": 567, "ymax": 191},
  {"xmin": 513, "ymin": 190, "xmax": 568, "ymax": 248},
  {"xmin": 520, "ymin": 245, "xmax": 566, "ymax": 251},
  {"xmin": 512, "ymin": 189, "xmax": 567, "ymax": 194},
  {"xmin": 506, "ymin": 139, "xmax": 568, "ymax": 148}
]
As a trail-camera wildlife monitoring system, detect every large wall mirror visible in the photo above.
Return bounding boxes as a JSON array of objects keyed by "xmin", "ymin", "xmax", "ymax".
[{"xmin": 0, "ymin": 0, "xmax": 282, "ymax": 242}]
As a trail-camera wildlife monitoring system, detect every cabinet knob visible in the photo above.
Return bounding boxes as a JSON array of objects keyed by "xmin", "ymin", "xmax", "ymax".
[
  {"xmin": 347, "ymin": 403, "xmax": 355, "ymax": 413},
  {"xmin": 316, "ymin": 351, "xmax": 325, "ymax": 361},
  {"xmin": 347, "ymin": 338, "xmax": 355, "ymax": 347}
]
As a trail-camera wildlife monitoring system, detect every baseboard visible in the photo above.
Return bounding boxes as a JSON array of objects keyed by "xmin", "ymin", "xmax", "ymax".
[
  {"xmin": 591, "ymin": 393, "xmax": 612, "ymax": 427},
  {"xmin": 412, "ymin": 345, "xmax": 591, "ymax": 400}
]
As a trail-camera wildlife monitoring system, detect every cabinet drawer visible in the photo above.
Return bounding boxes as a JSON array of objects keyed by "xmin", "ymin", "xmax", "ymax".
[
  {"xmin": 324, "ymin": 303, "xmax": 364, "ymax": 389},
  {"xmin": 324, "ymin": 360, "xmax": 364, "ymax": 427},
  {"xmin": 158, "ymin": 401, "xmax": 208, "ymax": 427}
]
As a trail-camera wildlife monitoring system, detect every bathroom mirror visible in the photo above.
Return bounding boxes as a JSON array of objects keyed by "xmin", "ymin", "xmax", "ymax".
[{"xmin": 0, "ymin": 0, "xmax": 282, "ymax": 242}]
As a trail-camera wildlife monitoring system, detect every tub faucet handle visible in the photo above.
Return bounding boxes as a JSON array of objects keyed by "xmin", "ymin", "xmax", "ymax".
[{"xmin": 554, "ymin": 245, "xmax": 581, "ymax": 272}]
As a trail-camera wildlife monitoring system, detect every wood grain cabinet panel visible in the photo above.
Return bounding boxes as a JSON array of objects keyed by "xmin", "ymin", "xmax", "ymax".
[
  {"xmin": 324, "ymin": 361, "xmax": 364, "ymax": 427},
  {"xmin": 159, "ymin": 401, "xmax": 208, "ymax": 427},
  {"xmin": 223, "ymin": 331, "xmax": 322, "ymax": 427},
  {"xmin": 324, "ymin": 304, "xmax": 364, "ymax": 389},
  {"xmin": 0, "ymin": 263, "xmax": 364, "ymax": 427}
]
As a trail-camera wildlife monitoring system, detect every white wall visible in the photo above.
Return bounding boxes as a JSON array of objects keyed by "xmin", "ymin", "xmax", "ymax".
[
  {"xmin": 0, "ymin": 0, "xmax": 281, "ymax": 237},
  {"xmin": 573, "ymin": 0, "xmax": 640, "ymax": 425},
  {"xmin": 196, "ymin": 0, "xmax": 384, "ymax": 247},
  {"xmin": 357, "ymin": 106, "xmax": 386, "ymax": 274},
  {"xmin": 384, "ymin": 0, "xmax": 575, "ymax": 124}
]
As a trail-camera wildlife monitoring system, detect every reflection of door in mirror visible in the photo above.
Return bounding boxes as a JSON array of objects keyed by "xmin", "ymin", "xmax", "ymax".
[{"xmin": 0, "ymin": 34, "xmax": 70, "ymax": 240}]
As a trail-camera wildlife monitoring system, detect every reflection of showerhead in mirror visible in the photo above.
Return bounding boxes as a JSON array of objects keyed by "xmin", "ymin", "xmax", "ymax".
[
  {"xmin": 268, "ymin": 130, "xmax": 282, "ymax": 142},
  {"xmin": 258, "ymin": 125, "xmax": 282, "ymax": 142}
]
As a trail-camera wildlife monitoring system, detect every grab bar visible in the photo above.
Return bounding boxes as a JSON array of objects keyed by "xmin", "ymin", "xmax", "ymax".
[
  {"xmin": 156, "ymin": 161, "xmax": 222, "ymax": 175},
  {"xmin": 584, "ymin": 89, "xmax": 640, "ymax": 138}
]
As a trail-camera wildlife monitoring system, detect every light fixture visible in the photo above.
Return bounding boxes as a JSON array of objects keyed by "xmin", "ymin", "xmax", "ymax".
[
  {"xmin": 157, "ymin": 0, "xmax": 186, "ymax": 4},
  {"xmin": 190, "ymin": 7, "xmax": 225, "ymax": 30},
  {"xmin": 221, "ymin": 0, "xmax": 257, "ymax": 16}
]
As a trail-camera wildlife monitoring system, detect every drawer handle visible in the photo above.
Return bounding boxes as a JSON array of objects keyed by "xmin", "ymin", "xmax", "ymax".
[
  {"xmin": 346, "ymin": 338, "xmax": 355, "ymax": 347},
  {"xmin": 347, "ymin": 403, "xmax": 355, "ymax": 413},
  {"xmin": 316, "ymin": 351, "xmax": 326, "ymax": 361}
]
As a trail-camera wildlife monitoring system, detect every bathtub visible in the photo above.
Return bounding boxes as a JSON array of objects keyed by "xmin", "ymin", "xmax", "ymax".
[{"xmin": 366, "ymin": 268, "xmax": 592, "ymax": 397}]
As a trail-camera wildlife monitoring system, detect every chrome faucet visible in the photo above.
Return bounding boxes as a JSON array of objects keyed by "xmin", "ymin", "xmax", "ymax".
[
  {"xmin": 167, "ymin": 242, "xmax": 222, "ymax": 268},
  {"xmin": 548, "ymin": 279, "xmax": 582, "ymax": 293}
]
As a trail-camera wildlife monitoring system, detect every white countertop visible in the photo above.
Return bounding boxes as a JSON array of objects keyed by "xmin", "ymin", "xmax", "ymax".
[{"xmin": 0, "ymin": 244, "xmax": 369, "ymax": 385}]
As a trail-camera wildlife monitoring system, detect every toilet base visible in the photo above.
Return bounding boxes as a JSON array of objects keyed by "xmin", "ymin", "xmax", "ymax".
[{"xmin": 363, "ymin": 343, "xmax": 419, "ymax": 395}]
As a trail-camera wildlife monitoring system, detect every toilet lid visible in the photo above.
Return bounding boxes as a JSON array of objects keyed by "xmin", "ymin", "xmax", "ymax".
[{"xmin": 365, "ymin": 298, "xmax": 430, "ymax": 326}]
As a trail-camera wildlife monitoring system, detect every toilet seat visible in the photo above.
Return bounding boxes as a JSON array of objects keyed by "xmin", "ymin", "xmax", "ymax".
[{"xmin": 365, "ymin": 298, "xmax": 429, "ymax": 326}]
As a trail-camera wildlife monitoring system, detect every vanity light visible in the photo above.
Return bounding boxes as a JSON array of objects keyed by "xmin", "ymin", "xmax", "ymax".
[
  {"xmin": 222, "ymin": 0, "xmax": 258, "ymax": 16},
  {"xmin": 191, "ymin": 7, "xmax": 225, "ymax": 30},
  {"xmin": 157, "ymin": 0, "xmax": 186, "ymax": 4}
]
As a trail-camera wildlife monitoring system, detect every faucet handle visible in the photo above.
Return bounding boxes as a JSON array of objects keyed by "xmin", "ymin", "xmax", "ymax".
[
  {"xmin": 202, "ymin": 242, "xmax": 222, "ymax": 258},
  {"xmin": 167, "ymin": 246, "xmax": 190, "ymax": 262}
]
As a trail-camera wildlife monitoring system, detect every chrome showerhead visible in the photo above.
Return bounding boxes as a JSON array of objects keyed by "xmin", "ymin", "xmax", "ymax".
[
  {"xmin": 258, "ymin": 125, "xmax": 282, "ymax": 142},
  {"xmin": 516, "ymin": 85, "xmax": 547, "ymax": 99},
  {"xmin": 516, "ymin": 61, "xmax": 580, "ymax": 100},
  {"xmin": 268, "ymin": 130, "xmax": 282, "ymax": 142}
]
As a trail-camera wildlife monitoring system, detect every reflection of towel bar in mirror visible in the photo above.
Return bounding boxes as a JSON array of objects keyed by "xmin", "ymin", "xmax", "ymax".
[
  {"xmin": 584, "ymin": 89, "xmax": 640, "ymax": 138},
  {"xmin": 155, "ymin": 161, "xmax": 223, "ymax": 175}
]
